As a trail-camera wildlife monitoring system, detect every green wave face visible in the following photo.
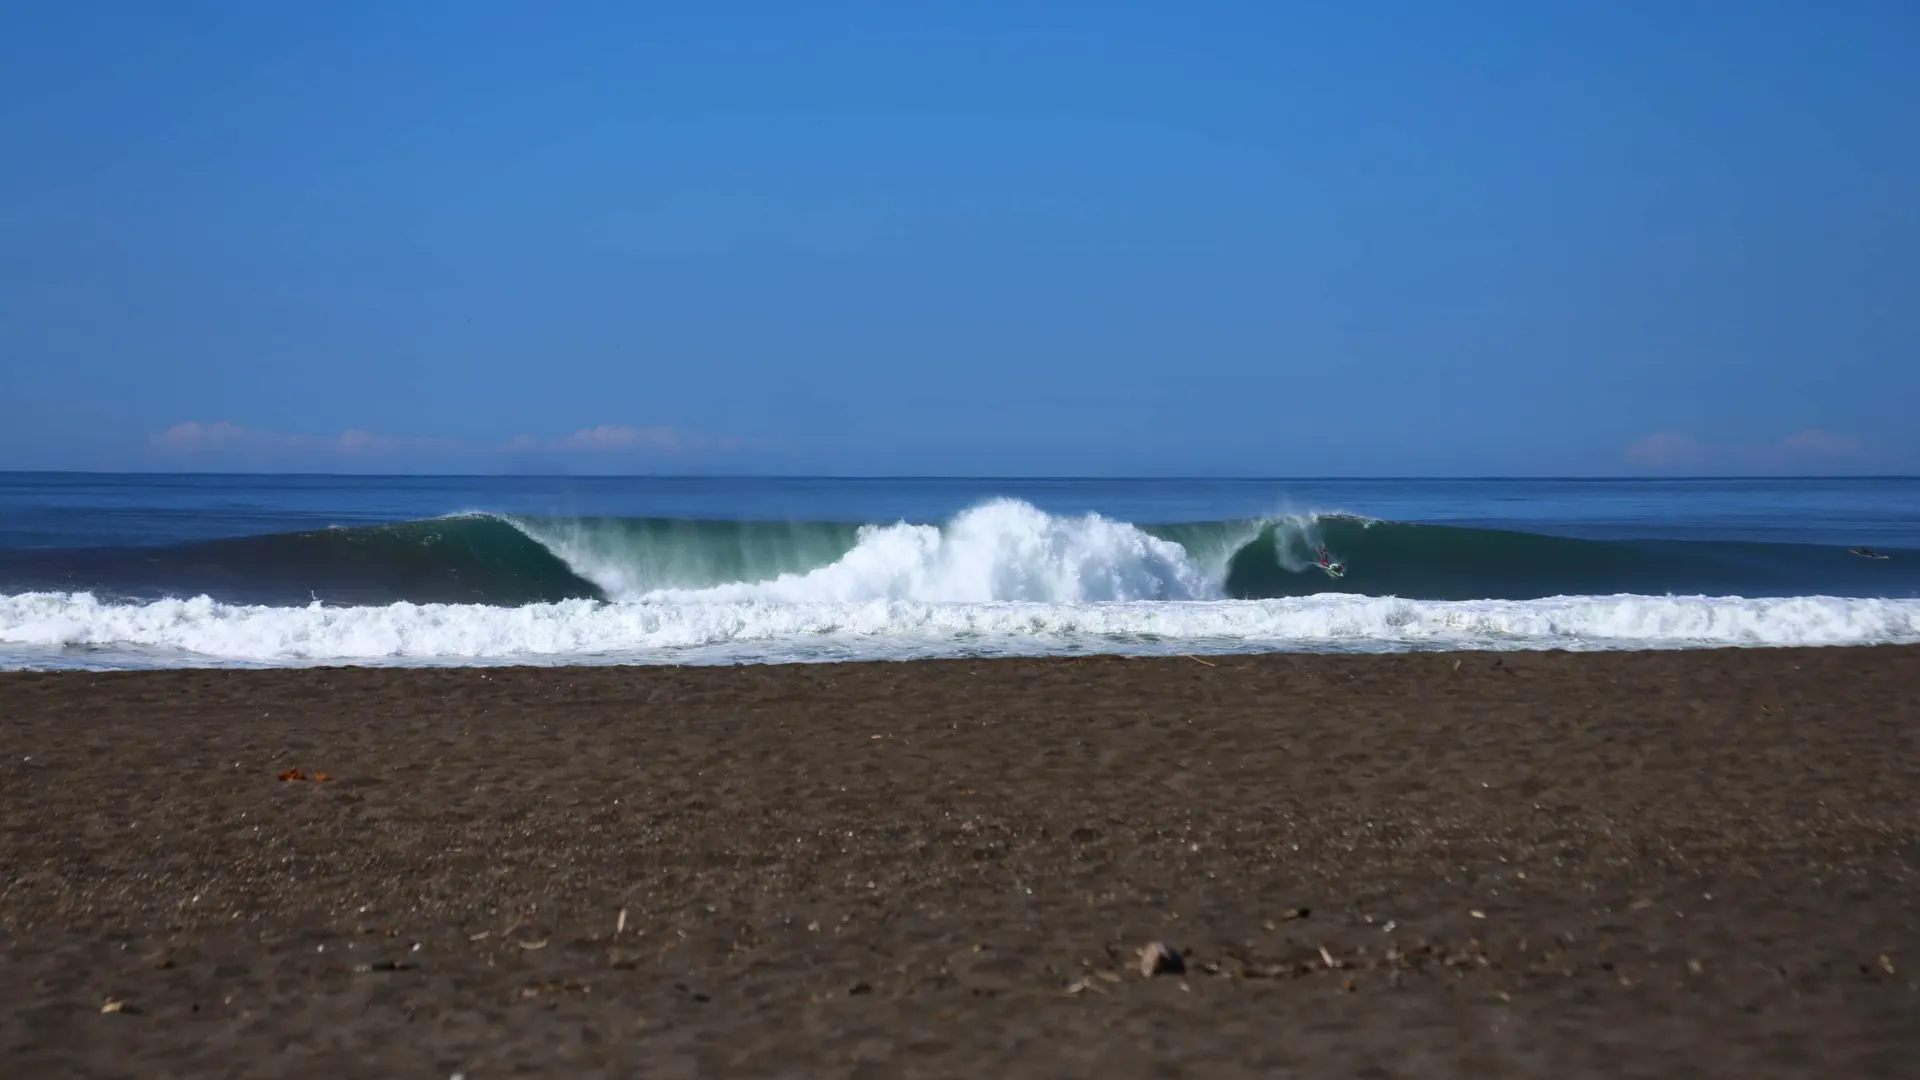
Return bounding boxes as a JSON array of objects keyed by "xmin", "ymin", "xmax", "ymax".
[
  {"xmin": 0, "ymin": 516, "xmax": 605, "ymax": 605},
  {"xmin": 506, "ymin": 516, "xmax": 868, "ymax": 595}
]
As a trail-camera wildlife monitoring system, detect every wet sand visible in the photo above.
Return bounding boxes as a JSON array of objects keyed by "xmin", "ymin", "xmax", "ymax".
[{"xmin": 3, "ymin": 647, "xmax": 1918, "ymax": 1078}]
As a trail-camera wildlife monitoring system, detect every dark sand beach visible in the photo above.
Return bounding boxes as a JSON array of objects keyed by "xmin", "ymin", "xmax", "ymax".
[{"xmin": 3, "ymin": 647, "xmax": 1918, "ymax": 1078}]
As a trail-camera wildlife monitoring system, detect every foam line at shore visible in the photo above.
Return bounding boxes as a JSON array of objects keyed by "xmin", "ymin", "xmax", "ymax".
[{"xmin": 4, "ymin": 590, "xmax": 1918, "ymax": 668}]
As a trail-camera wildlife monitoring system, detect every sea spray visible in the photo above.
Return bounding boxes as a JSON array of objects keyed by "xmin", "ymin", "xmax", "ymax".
[{"xmin": 630, "ymin": 499, "xmax": 1218, "ymax": 604}]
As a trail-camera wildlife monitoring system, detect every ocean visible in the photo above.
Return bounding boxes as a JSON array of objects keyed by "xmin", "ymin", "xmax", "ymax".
[{"xmin": 2, "ymin": 473, "xmax": 1917, "ymax": 669}]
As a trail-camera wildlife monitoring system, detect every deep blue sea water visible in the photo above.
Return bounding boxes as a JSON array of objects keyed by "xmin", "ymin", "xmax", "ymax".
[{"xmin": 3, "ymin": 473, "xmax": 1917, "ymax": 669}]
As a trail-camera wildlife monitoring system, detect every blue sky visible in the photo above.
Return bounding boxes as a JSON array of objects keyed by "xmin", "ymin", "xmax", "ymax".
[{"xmin": 2, "ymin": 1, "xmax": 1915, "ymax": 476}]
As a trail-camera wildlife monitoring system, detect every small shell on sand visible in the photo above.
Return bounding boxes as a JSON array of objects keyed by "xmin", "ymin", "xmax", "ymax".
[{"xmin": 1138, "ymin": 942, "xmax": 1184, "ymax": 978}]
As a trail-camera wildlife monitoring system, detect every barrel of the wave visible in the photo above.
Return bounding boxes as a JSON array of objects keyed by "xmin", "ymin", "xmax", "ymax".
[{"xmin": 1219, "ymin": 517, "xmax": 1920, "ymax": 601}]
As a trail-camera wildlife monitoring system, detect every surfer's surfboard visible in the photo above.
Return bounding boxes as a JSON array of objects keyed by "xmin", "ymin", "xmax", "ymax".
[{"xmin": 1320, "ymin": 562, "xmax": 1345, "ymax": 579}]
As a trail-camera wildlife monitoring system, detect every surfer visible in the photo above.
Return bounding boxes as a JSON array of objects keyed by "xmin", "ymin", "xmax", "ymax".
[
  {"xmin": 1848, "ymin": 547, "xmax": 1890, "ymax": 560},
  {"xmin": 1315, "ymin": 543, "xmax": 1346, "ymax": 578}
]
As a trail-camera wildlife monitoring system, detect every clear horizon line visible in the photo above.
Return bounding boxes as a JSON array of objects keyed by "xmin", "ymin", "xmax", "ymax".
[{"xmin": 2, "ymin": 469, "xmax": 1915, "ymax": 483}]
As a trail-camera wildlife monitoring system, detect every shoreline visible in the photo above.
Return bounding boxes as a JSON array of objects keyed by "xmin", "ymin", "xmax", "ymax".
[
  {"xmin": 4, "ymin": 647, "xmax": 1918, "ymax": 1076},
  {"xmin": 10, "ymin": 633, "xmax": 1920, "ymax": 675},
  {"xmin": 7, "ymin": 584, "xmax": 1919, "ymax": 671}
]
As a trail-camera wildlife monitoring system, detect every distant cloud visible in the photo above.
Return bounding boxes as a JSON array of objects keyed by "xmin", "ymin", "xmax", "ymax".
[
  {"xmin": 495, "ymin": 425, "xmax": 740, "ymax": 457},
  {"xmin": 154, "ymin": 421, "xmax": 260, "ymax": 449},
  {"xmin": 1625, "ymin": 429, "xmax": 1869, "ymax": 472},
  {"xmin": 1623, "ymin": 432, "xmax": 1700, "ymax": 467},
  {"xmin": 153, "ymin": 422, "xmax": 458, "ymax": 457},
  {"xmin": 1778, "ymin": 429, "xmax": 1864, "ymax": 457},
  {"xmin": 152, "ymin": 421, "xmax": 734, "ymax": 471},
  {"xmin": 542, "ymin": 425, "xmax": 701, "ymax": 453}
]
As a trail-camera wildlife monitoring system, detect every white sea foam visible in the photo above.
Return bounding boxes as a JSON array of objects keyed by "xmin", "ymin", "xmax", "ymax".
[
  {"xmin": 3, "ymin": 590, "xmax": 1917, "ymax": 669},
  {"xmin": 629, "ymin": 499, "xmax": 1216, "ymax": 604}
]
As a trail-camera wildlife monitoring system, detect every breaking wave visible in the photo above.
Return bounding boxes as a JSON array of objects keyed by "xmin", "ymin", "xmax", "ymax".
[
  {"xmin": 3, "ymin": 498, "xmax": 1915, "ymax": 667},
  {"xmin": 3, "ymin": 498, "xmax": 1912, "ymax": 607}
]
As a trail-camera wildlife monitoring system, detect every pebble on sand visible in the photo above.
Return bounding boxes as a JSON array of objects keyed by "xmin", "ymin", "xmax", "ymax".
[{"xmin": 1138, "ymin": 942, "xmax": 1185, "ymax": 978}]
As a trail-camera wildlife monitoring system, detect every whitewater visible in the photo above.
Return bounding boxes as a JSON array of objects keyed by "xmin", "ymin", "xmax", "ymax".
[{"xmin": 4, "ymin": 499, "xmax": 1918, "ymax": 669}]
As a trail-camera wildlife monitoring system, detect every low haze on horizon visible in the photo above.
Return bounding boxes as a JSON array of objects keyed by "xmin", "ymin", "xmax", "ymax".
[{"xmin": 3, "ymin": 1, "xmax": 1916, "ymax": 477}]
